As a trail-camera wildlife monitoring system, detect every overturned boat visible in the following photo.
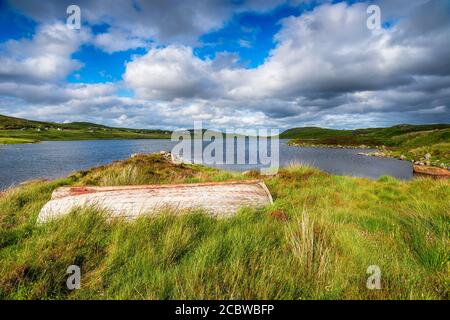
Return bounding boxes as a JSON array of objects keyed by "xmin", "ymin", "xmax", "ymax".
[
  {"xmin": 413, "ymin": 165, "xmax": 450, "ymax": 179},
  {"xmin": 37, "ymin": 180, "xmax": 273, "ymax": 223}
]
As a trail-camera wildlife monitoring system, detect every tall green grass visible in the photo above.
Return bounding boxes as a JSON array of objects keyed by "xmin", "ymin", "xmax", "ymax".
[{"xmin": 0, "ymin": 155, "xmax": 448, "ymax": 299}]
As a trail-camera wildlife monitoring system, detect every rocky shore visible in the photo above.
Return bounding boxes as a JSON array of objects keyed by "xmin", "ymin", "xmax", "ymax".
[
  {"xmin": 358, "ymin": 150, "xmax": 449, "ymax": 169},
  {"xmin": 288, "ymin": 141, "xmax": 450, "ymax": 178},
  {"xmin": 288, "ymin": 141, "xmax": 372, "ymax": 150},
  {"xmin": 360, "ymin": 151, "xmax": 449, "ymax": 178},
  {"xmin": 131, "ymin": 150, "xmax": 190, "ymax": 165}
]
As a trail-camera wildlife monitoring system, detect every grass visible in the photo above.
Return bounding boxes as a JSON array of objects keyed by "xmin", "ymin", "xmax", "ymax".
[
  {"xmin": 0, "ymin": 154, "xmax": 449, "ymax": 299},
  {"xmin": 0, "ymin": 128, "xmax": 170, "ymax": 142},
  {"xmin": 280, "ymin": 124, "xmax": 450, "ymax": 144},
  {"xmin": 0, "ymin": 137, "xmax": 38, "ymax": 144}
]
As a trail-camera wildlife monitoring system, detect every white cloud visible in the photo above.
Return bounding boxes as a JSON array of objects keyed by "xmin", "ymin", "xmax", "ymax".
[
  {"xmin": 92, "ymin": 27, "xmax": 150, "ymax": 53},
  {"xmin": 124, "ymin": 45, "xmax": 221, "ymax": 99},
  {"xmin": 119, "ymin": 1, "xmax": 450, "ymax": 128},
  {"xmin": 1, "ymin": 1, "xmax": 449, "ymax": 129},
  {"xmin": 0, "ymin": 22, "xmax": 90, "ymax": 83}
]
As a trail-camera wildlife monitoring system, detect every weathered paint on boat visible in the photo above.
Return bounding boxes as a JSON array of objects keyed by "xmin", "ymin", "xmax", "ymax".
[
  {"xmin": 413, "ymin": 165, "xmax": 450, "ymax": 178},
  {"xmin": 37, "ymin": 180, "xmax": 273, "ymax": 222}
]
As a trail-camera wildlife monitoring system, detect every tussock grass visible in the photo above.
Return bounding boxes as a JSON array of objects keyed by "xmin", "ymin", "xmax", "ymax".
[
  {"xmin": 287, "ymin": 211, "xmax": 332, "ymax": 280},
  {"xmin": 0, "ymin": 154, "xmax": 448, "ymax": 299},
  {"xmin": 94, "ymin": 165, "xmax": 149, "ymax": 186}
]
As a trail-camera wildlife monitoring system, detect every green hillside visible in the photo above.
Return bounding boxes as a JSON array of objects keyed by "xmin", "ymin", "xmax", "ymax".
[
  {"xmin": 280, "ymin": 124, "xmax": 450, "ymax": 145},
  {"xmin": 0, "ymin": 114, "xmax": 171, "ymax": 143},
  {"xmin": 280, "ymin": 127, "xmax": 353, "ymax": 140},
  {"xmin": 282, "ymin": 124, "xmax": 450, "ymax": 168}
]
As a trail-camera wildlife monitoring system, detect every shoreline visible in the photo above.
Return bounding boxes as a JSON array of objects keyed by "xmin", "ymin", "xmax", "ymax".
[
  {"xmin": 287, "ymin": 141, "xmax": 450, "ymax": 178},
  {"xmin": 0, "ymin": 136, "xmax": 172, "ymax": 145},
  {"xmin": 0, "ymin": 148, "xmax": 438, "ymax": 192}
]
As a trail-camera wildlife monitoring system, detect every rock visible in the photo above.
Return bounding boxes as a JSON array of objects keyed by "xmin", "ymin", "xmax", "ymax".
[
  {"xmin": 399, "ymin": 155, "xmax": 406, "ymax": 160},
  {"xmin": 424, "ymin": 153, "xmax": 431, "ymax": 160},
  {"xmin": 171, "ymin": 153, "xmax": 191, "ymax": 164},
  {"xmin": 131, "ymin": 152, "xmax": 148, "ymax": 158},
  {"xmin": 158, "ymin": 151, "xmax": 172, "ymax": 160}
]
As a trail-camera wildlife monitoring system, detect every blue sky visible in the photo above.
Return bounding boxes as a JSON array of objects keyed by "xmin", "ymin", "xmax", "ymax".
[
  {"xmin": 0, "ymin": 2, "xmax": 36, "ymax": 41},
  {"xmin": 0, "ymin": 0, "xmax": 449, "ymax": 129},
  {"xmin": 1, "ymin": 1, "xmax": 308, "ymax": 83},
  {"xmin": 196, "ymin": 4, "xmax": 305, "ymax": 68}
]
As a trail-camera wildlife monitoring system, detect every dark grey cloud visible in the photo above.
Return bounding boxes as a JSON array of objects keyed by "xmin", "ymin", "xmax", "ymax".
[{"xmin": 8, "ymin": 0, "xmax": 285, "ymax": 49}]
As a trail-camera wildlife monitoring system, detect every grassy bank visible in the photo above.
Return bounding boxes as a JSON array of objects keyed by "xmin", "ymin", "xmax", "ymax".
[
  {"xmin": 0, "ymin": 154, "xmax": 448, "ymax": 299},
  {"xmin": 0, "ymin": 137, "xmax": 39, "ymax": 145},
  {"xmin": 0, "ymin": 114, "xmax": 171, "ymax": 143},
  {"xmin": 282, "ymin": 125, "xmax": 450, "ymax": 168}
]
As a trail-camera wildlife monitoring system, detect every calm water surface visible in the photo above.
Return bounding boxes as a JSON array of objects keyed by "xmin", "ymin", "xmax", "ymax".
[{"xmin": 0, "ymin": 139, "xmax": 413, "ymax": 190}]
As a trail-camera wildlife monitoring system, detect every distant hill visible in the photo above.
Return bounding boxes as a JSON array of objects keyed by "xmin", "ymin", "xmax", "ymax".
[
  {"xmin": 281, "ymin": 124, "xmax": 450, "ymax": 167},
  {"xmin": 0, "ymin": 114, "xmax": 172, "ymax": 143},
  {"xmin": 0, "ymin": 114, "xmax": 169, "ymax": 133},
  {"xmin": 280, "ymin": 124, "xmax": 450, "ymax": 146},
  {"xmin": 0, "ymin": 114, "xmax": 60, "ymax": 130},
  {"xmin": 280, "ymin": 127, "xmax": 353, "ymax": 140}
]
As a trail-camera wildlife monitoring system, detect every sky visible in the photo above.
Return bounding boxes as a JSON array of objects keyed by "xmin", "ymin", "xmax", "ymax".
[{"xmin": 0, "ymin": 0, "xmax": 449, "ymax": 130}]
